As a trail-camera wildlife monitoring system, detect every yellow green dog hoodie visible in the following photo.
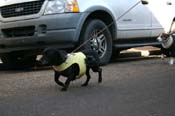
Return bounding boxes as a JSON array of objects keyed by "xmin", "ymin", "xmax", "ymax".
[{"xmin": 53, "ymin": 52, "xmax": 86, "ymax": 78}]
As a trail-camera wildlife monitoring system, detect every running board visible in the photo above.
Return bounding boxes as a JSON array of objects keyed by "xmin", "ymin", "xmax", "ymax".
[{"xmin": 113, "ymin": 42, "xmax": 161, "ymax": 49}]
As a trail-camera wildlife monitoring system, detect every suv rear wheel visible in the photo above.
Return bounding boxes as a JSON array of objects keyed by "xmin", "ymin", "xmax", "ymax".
[{"xmin": 80, "ymin": 19, "xmax": 112, "ymax": 65}]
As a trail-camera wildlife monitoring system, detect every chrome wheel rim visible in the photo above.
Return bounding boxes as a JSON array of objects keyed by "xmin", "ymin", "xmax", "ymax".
[{"xmin": 90, "ymin": 30, "xmax": 107, "ymax": 58}]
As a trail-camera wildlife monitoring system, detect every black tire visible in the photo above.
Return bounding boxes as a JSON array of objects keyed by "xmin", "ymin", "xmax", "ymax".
[
  {"xmin": 1, "ymin": 53, "xmax": 36, "ymax": 69},
  {"xmin": 160, "ymin": 35, "xmax": 175, "ymax": 57},
  {"xmin": 80, "ymin": 19, "xmax": 112, "ymax": 65}
]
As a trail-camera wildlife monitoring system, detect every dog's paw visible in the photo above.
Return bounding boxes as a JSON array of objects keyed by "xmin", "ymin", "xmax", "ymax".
[
  {"xmin": 98, "ymin": 81, "xmax": 102, "ymax": 84},
  {"xmin": 61, "ymin": 87, "xmax": 67, "ymax": 91},
  {"xmin": 98, "ymin": 79, "xmax": 102, "ymax": 84},
  {"xmin": 81, "ymin": 83, "xmax": 88, "ymax": 87}
]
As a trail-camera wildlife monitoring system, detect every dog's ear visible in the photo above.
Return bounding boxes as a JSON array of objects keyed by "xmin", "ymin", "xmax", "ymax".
[{"xmin": 54, "ymin": 50, "xmax": 68, "ymax": 65}]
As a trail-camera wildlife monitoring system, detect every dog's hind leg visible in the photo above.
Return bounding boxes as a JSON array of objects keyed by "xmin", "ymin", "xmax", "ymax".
[
  {"xmin": 54, "ymin": 71, "xmax": 64, "ymax": 87},
  {"xmin": 92, "ymin": 67, "xmax": 102, "ymax": 83},
  {"xmin": 82, "ymin": 68, "xmax": 91, "ymax": 86}
]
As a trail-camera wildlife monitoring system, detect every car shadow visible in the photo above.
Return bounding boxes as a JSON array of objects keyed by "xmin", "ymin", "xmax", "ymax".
[
  {"xmin": 110, "ymin": 50, "xmax": 162, "ymax": 63},
  {"xmin": 0, "ymin": 50, "xmax": 162, "ymax": 71},
  {"xmin": 0, "ymin": 61, "xmax": 51, "ymax": 72}
]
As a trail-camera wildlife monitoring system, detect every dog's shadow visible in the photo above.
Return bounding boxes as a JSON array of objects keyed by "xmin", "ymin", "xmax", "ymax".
[{"xmin": 54, "ymin": 83, "xmax": 115, "ymax": 95}]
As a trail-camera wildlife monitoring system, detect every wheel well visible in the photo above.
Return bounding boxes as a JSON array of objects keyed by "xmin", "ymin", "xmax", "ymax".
[{"xmin": 82, "ymin": 10, "xmax": 116, "ymax": 40}]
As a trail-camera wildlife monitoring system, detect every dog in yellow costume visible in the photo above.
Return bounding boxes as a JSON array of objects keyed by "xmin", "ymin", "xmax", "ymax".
[
  {"xmin": 40, "ymin": 48, "xmax": 102, "ymax": 91},
  {"xmin": 53, "ymin": 52, "xmax": 87, "ymax": 78}
]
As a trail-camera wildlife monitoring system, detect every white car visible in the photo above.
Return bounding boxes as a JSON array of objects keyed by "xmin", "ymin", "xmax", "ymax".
[{"xmin": 0, "ymin": 0, "xmax": 175, "ymax": 67}]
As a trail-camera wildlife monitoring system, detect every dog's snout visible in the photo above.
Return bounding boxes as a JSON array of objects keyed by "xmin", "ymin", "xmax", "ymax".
[{"xmin": 37, "ymin": 55, "xmax": 49, "ymax": 65}]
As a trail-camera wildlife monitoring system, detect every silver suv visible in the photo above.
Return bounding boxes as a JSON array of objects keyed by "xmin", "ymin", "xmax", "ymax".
[{"xmin": 0, "ymin": 0, "xmax": 175, "ymax": 67}]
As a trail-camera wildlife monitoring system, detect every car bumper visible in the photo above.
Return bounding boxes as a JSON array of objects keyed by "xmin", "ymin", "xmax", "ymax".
[{"xmin": 0, "ymin": 13, "xmax": 83, "ymax": 53}]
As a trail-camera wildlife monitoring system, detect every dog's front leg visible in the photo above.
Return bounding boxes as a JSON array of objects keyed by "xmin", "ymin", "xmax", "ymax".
[
  {"xmin": 82, "ymin": 68, "xmax": 91, "ymax": 86},
  {"xmin": 54, "ymin": 71, "xmax": 64, "ymax": 87},
  {"xmin": 61, "ymin": 76, "xmax": 73, "ymax": 91}
]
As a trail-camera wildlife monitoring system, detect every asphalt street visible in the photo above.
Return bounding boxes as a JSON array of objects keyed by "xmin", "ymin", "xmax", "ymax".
[{"xmin": 0, "ymin": 49, "xmax": 175, "ymax": 116}]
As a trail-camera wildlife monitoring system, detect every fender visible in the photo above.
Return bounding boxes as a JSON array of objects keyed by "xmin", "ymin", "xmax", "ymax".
[{"xmin": 74, "ymin": 5, "xmax": 118, "ymax": 42}]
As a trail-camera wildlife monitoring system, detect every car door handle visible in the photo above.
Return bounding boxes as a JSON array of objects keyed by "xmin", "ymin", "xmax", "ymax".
[
  {"xmin": 141, "ymin": 0, "xmax": 149, "ymax": 5},
  {"xmin": 167, "ymin": 1, "xmax": 172, "ymax": 5}
]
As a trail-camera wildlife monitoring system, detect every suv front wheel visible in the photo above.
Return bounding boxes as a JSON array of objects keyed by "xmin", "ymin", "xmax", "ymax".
[{"xmin": 80, "ymin": 19, "xmax": 112, "ymax": 65}]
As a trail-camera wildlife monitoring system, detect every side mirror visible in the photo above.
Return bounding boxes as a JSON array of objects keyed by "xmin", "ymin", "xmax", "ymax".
[{"xmin": 141, "ymin": 0, "xmax": 149, "ymax": 5}]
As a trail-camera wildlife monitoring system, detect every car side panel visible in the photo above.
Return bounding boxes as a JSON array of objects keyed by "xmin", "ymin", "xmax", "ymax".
[
  {"xmin": 149, "ymin": 0, "xmax": 175, "ymax": 36},
  {"xmin": 77, "ymin": 0, "xmax": 152, "ymax": 39}
]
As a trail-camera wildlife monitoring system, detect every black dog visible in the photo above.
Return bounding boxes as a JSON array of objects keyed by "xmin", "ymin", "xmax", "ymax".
[{"xmin": 40, "ymin": 48, "xmax": 102, "ymax": 91}]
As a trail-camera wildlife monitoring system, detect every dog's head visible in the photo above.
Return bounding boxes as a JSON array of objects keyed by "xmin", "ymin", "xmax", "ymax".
[{"xmin": 40, "ymin": 48, "xmax": 67, "ymax": 66}]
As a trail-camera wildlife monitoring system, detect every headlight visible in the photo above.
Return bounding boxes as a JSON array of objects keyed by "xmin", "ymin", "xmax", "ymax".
[{"xmin": 44, "ymin": 0, "xmax": 79, "ymax": 15}]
